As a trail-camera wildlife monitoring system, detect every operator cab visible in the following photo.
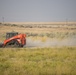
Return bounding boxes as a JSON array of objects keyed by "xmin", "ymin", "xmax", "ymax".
[{"xmin": 6, "ymin": 32, "xmax": 18, "ymax": 39}]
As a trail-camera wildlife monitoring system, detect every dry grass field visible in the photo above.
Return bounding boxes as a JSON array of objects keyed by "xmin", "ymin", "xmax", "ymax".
[
  {"xmin": 0, "ymin": 22, "xmax": 76, "ymax": 41},
  {"xmin": 0, "ymin": 22, "xmax": 76, "ymax": 75},
  {"xmin": 0, "ymin": 47, "xmax": 76, "ymax": 75}
]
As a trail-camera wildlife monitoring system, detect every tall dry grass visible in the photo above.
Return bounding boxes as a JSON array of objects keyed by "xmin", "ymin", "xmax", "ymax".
[{"xmin": 0, "ymin": 47, "xmax": 76, "ymax": 75}]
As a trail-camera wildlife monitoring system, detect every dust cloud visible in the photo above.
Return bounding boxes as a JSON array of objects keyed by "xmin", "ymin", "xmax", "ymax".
[{"xmin": 25, "ymin": 37, "xmax": 76, "ymax": 47}]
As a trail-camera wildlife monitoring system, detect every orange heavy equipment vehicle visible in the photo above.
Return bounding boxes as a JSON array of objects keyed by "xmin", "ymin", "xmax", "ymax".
[{"xmin": 0, "ymin": 32, "xmax": 26, "ymax": 47}]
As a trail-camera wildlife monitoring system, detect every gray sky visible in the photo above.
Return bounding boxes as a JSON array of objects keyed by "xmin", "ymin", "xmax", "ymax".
[{"xmin": 0, "ymin": 0, "xmax": 76, "ymax": 22}]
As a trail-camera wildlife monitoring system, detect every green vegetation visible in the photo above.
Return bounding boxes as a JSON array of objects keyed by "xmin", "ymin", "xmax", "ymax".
[
  {"xmin": 0, "ymin": 47, "xmax": 76, "ymax": 75},
  {"xmin": 26, "ymin": 32, "xmax": 76, "ymax": 39}
]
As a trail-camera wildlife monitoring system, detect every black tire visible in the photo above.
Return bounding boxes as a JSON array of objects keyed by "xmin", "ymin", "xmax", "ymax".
[
  {"xmin": 0, "ymin": 43, "xmax": 3, "ymax": 48},
  {"xmin": 4, "ymin": 39, "xmax": 20, "ymax": 48}
]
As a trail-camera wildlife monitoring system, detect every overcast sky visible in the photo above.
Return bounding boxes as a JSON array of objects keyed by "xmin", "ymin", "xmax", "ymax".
[{"xmin": 0, "ymin": 0, "xmax": 76, "ymax": 22}]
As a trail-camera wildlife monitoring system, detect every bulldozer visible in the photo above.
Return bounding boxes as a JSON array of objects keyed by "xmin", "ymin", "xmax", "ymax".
[{"xmin": 0, "ymin": 32, "xmax": 26, "ymax": 47}]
